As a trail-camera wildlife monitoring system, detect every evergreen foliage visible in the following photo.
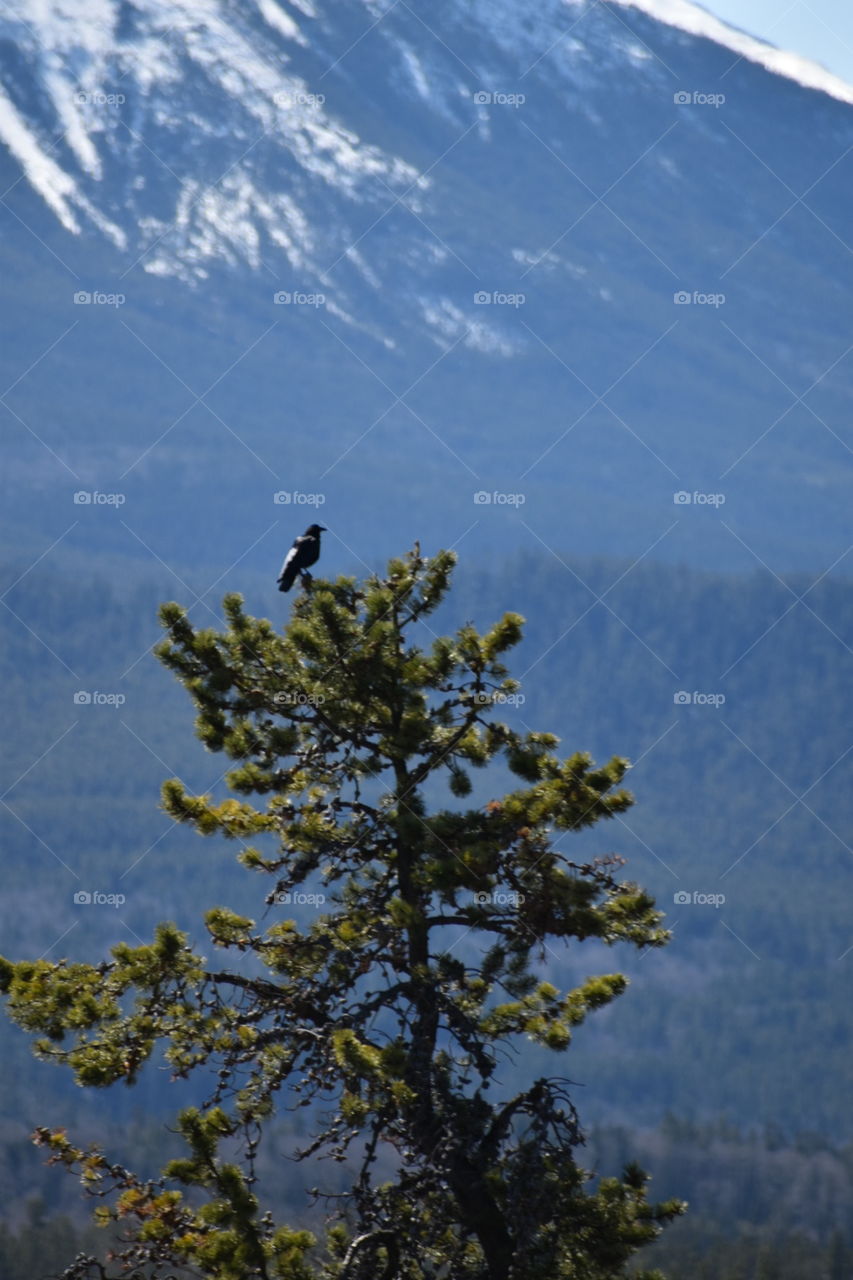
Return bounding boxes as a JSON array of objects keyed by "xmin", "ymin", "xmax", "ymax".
[{"xmin": 1, "ymin": 548, "xmax": 687, "ymax": 1277}]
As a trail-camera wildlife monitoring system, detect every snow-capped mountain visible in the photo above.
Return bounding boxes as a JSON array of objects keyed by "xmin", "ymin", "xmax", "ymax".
[
  {"xmin": 2, "ymin": 1, "xmax": 851, "ymax": 283},
  {"xmin": 1, "ymin": 0, "xmax": 852, "ymax": 575},
  {"xmin": 2, "ymin": 1, "xmax": 851, "ymax": 294}
]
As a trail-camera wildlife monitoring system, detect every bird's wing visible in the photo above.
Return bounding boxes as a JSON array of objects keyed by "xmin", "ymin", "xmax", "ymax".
[{"xmin": 278, "ymin": 541, "xmax": 301, "ymax": 579}]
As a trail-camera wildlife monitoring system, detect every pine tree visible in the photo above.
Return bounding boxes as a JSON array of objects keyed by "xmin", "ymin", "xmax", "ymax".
[{"xmin": 0, "ymin": 547, "xmax": 684, "ymax": 1279}]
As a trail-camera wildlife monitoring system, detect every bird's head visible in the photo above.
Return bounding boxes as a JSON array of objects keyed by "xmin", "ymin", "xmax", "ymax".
[{"xmin": 306, "ymin": 524, "xmax": 326, "ymax": 535}]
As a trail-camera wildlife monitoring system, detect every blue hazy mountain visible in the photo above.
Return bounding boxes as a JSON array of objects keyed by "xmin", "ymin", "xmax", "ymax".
[{"xmin": 1, "ymin": 0, "xmax": 852, "ymax": 579}]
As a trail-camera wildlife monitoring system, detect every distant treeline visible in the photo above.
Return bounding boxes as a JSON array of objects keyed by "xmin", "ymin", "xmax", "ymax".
[
  {"xmin": 2, "ymin": 550, "xmax": 853, "ymax": 1273},
  {"xmin": 4, "ymin": 1114, "xmax": 852, "ymax": 1279}
]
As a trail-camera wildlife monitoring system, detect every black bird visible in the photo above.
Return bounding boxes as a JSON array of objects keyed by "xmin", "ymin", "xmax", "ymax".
[{"xmin": 278, "ymin": 523, "xmax": 326, "ymax": 592}]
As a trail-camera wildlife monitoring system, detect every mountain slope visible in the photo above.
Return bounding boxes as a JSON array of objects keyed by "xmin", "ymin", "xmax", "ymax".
[{"xmin": 1, "ymin": 0, "xmax": 852, "ymax": 579}]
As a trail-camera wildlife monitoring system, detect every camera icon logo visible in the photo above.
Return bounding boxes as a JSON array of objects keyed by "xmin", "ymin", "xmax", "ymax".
[
  {"xmin": 673, "ymin": 290, "xmax": 691, "ymax": 304},
  {"xmin": 474, "ymin": 491, "xmax": 492, "ymax": 504},
  {"xmin": 673, "ymin": 491, "xmax": 691, "ymax": 505},
  {"xmin": 73, "ymin": 690, "xmax": 92, "ymax": 705},
  {"xmin": 276, "ymin": 891, "xmax": 291, "ymax": 904},
  {"xmin": 73, "ymin": 490, "xmax": 92, "ymax": 504},
  {"xmin": 474, "ymin": 890, "xmax": 490, "ymax": 905},
  {"xmin": 673, "ymin": 91, "xmax": 691, "ymax": 105},
  {"xmin": 273, "ymin": 491, "xmax": 291, "ymax": 504},
  {"xmin": 474, "ymin": 91, "xmax": 492, "ymax": 105},
  {"xmin": 73, "ymin": 291, "xmax": 92, "ymax": 304},
  {"xmin": 474, "ymin": 290, "xmax": 491, "ymax": 304},
  {"xmin": 73, "ymin": 890, "xmax": 92, "ymax": 904},
  {"xmin": 673, "ymin": 690, "xmax": 691, "ymax": 705},
  {"xmin": 673, "ymin": 890, "xmax": 691, "ymax": 904}
]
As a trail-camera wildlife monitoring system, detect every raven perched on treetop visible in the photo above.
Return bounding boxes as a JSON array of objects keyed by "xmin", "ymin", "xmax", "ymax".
[{"xmin": 277, "ymin": 524, "xmax": 326, "ymax": 592}]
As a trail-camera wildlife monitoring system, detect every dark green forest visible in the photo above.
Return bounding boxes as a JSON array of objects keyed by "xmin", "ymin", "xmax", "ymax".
[
  {"xmin": 3, "ymin": 1118, "xmax": 852, "ymax": 1278},
  {"xmin": 1, "ymin": 547, "xmax": 851, "ymax": 1274}
]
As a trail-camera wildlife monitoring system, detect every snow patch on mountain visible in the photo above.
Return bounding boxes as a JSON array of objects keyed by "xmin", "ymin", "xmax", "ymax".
[
  {"xmin": 619, "ymin": 0, "xmax": 853, "ymax": 104},
  {"xmin": 256, "ymin": 0, "xmax": 309, "ymax": 46},
  {"xmin": 420, "ymin": 298, "xmax": 520, "ymax": 357},
  {"xmin": 0, "ymin": 0, "xmax": 421, "ymax": 286},
  {"xmin": 141, "ymin": 180, "xmax": 323, "ymax": 282},
  {"xmin": 0, "ymin": 83, "xmax": 126, "ymax": 246},
  {"xmin": 462, "ymin": 0, "xmax": 853, "ymax": 105},
  {"xmin": 401, "ymin": 46, "xmax": 432, "ymax": 103}
]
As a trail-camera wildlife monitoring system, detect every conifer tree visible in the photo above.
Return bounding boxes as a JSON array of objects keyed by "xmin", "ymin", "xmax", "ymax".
[{"xmin": 0, "ymin": 547, "xmax": 684, "ymax": 1279}]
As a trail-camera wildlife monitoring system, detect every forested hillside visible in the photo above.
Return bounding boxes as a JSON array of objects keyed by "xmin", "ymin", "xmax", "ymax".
[
  {"xmin": 1, "ymin": 547, "xmax": 851, "ymax": 1271},
  {"xmin": 2, "ymin": 549, "xmax": 851, "ymax": 1132}
]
